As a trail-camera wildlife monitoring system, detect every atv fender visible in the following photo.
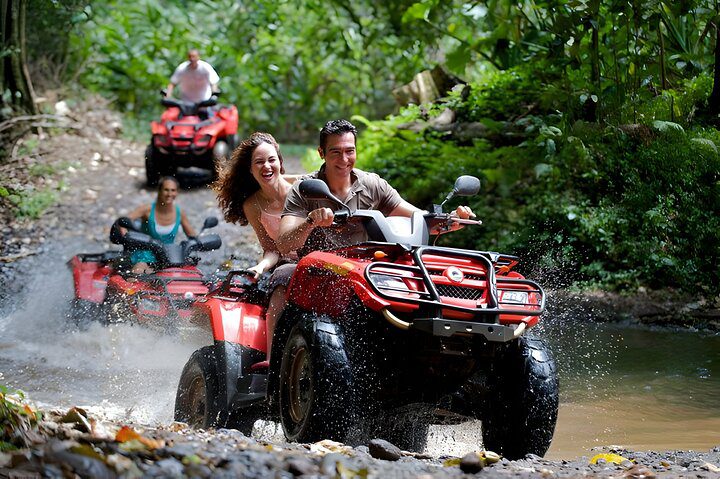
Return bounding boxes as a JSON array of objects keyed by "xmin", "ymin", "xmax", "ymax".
[{"xmin": 210, "ymin": 340, "xmax": 247, "ymax": 418}]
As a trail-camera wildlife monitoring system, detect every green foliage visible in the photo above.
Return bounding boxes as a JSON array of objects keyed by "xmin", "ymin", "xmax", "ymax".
[
  {"xmin": 7, "ymin": 187, "xmax": 59, "ymax": 219},
  {"xmin": 0, "ymin": 385, "xmax": 42, "ymax": 451},
  {"xmin": 67, "ymin": 0, "xmax": 433, "ymax": 141},
  {"xmin": 358, "ymin": 69, "xmax": 720, "ymax": 295}
]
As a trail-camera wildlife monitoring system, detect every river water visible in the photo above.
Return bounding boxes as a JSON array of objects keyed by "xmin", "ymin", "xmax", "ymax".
[{"xmin": 1, "ymin": 235, "xmax": 718, "ymax": 459}]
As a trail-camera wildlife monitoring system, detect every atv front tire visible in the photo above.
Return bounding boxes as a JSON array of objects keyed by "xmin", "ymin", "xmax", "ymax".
[
  {"xmin": 145, "ymin": 145, "xmax": 161, "ymax": 187},
  {"xmin": 174, "ymin": 347, "xmax": 223, "ymax": 429},
  {"xmin": 480, "ymin": 336, "xmax": 559, "ymax": 459},
  {"xmin": 279, "ymin": 317, "xmax": 358, "ymax": 443}
]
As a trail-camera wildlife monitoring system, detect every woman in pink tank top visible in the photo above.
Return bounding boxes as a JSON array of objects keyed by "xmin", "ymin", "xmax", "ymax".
[
  {"xmin": 215, "ymin": 133, "xmax": 301, "ymax": 359},
  {"xmin": 216, "ymin": 132, "xmax": 300, "ymax": 274}
]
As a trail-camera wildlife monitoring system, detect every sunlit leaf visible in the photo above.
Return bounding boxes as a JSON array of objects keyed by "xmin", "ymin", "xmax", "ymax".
[
  {"xmin": 590, "ymin": 453, "xmax": 634, "ymax": 465},
  {"xmin": 402, "ymin": 2, "xmax": 432, "ymax": 23}
]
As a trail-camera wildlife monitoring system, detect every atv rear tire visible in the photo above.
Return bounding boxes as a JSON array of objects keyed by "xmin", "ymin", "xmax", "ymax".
[
  {"xmin": 145, "ymin": 145, "xmax": 161, "ymax": 187},
  {"xmin": 480, "ymin": 336, "xmax": 559, "ymax": 459},
  {"xmin": 279, "ymin": 317, "xmax": 358, "ymax": 443}
]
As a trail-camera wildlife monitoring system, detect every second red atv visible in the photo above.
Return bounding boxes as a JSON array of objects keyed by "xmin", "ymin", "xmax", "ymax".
[
  {"xmin": 174, "ymin": 176, "xmax": 559, "ymax": 459},
  {"xmin": 68, "ymin": 216, "xmax": 222, "ymax": 330},
  {"xmin": 145, "ymin": 91, "xmax": 239, "ymax": 186}
]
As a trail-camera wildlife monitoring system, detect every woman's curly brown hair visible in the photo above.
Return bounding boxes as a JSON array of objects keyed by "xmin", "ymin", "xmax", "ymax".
[{"xmin": 214, "ymin": 132, "xmax": 285, "ymax": 225}]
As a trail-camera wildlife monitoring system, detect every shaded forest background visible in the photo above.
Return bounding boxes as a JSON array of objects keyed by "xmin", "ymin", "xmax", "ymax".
[{"xmin": 2, "ymin": 0, "xmax": 719, "ymax": 297}]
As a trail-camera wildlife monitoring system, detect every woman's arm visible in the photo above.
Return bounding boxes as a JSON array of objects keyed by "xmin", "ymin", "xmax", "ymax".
[
  {"xmin": 244, "ymin": 200, "xmax": 281, "ymax": 276},
  {"xmin": 180, "ymin": 210, "xmax": 198, "ymax": 238},
  {"xmin": 120, "ymin": 204, "xmax": 151, "ymax": 235}
]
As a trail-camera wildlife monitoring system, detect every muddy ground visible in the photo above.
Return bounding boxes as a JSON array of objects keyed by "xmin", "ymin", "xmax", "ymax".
[{"xmin": 1, "ymin": 101, "xmax": 719, "ymax": 478}]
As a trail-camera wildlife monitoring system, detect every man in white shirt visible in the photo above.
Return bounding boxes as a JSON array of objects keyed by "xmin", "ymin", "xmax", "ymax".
[{"xmin": 166, "ymin": 49, "xmax": 220, "ymax": 103}]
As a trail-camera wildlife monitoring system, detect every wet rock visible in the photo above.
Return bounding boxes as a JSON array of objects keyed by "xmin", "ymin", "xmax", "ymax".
[
  {"xmin": 286, "ymin": 456, "xmax": 317, "ymax": 476},
  {"xmin": 459, "ymin": 452, "xmax": 484, "ymax": 473},
  {"xmin": 368, "ymin": 438, "xmax": 402, "ymax": 461},
  {"xmin": 624, "ymin": 463, "xmax": 656, "ymax": 478},
  {"xmin": 153, "ymin": 457, "xmax": 185, "ymax": 477},
  {"xmin": 319, "ymin": 452, "xmax": 349, "ymax": 475},
  {"xmin": 45, "ymin": 447, "xmax": 114, "ymax": 479},
  {"xmin": 184, "ymin": 462, "xmax": 214, "ymax": 477}
]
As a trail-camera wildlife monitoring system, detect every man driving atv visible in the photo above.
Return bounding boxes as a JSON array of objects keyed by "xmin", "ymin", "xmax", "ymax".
[
  {"xmin": 265, "ymin": 119, "xmax": 474, "ymax": 359},
  {"xmin": 166, "ymin": 49, "xmax": 220, "ymax": 104},
  {"xmin": 277, "ymin": 119, "xmax": 474, "ymax": 255}
]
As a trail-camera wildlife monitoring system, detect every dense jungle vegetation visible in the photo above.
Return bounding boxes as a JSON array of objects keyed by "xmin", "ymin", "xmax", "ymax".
[{"xmin": 2, "ymin": 0, "xmax": 719, "ymax": 296}]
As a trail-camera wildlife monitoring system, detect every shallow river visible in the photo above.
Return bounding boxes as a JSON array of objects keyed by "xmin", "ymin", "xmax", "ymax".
[{"xmin": 1, "ymin": 238, "xmax": 718, "ymax": 460}]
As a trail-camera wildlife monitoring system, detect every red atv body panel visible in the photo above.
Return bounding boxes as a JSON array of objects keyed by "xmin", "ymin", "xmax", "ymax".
[
  {"xmin": 151, "ymin": 105, "xmax": 238, "ymax": 161},
  {"xmin": 105, "ymin": 266, "xmax": 210, "ymax": 323},
  {"xmin": 69, "ymin": 255, "xmax": 113, "ymax": 304},
  {"xmin": 69, "ymin": 252, "xmax": 214, "ymax": 326},
  {"xmin": 287, "ymin": 246, "xmax": 542, "ymax": 329},
  {"xmin": 192, "ymin": 296, "xmax": 267, "ymax": 351}
]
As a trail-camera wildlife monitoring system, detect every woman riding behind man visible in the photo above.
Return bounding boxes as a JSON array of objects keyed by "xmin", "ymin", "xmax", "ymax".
[{"xmin": 215, "ymin": 132, "xmax": 300, "ymax": 359}]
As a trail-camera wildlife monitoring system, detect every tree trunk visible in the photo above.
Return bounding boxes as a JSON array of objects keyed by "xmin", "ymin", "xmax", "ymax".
[
  {"xmin": 1, "ymin": 0, "xmax": 38, "ymax": 117},
  {"xmin": 708, "ymin": 22, "xmax": 720, "ymax": 116}
]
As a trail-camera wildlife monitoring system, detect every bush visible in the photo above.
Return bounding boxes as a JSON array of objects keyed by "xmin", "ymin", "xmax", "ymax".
[{"xmin": 356, "ymin": 72, "xmax": 720, "ymax": 295}]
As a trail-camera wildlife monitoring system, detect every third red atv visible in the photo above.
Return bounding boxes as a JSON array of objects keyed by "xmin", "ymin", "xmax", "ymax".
[
  {"xmin": 69, "ymin": 216, "xmax": 222, "ymax": 330},
  {"xmin": 174, "ymin": 176, "xmax": 559, "ymax": 459},
  {"xmin": 145, "ymin": 91, "xmax": 239, "ymax": 186}
]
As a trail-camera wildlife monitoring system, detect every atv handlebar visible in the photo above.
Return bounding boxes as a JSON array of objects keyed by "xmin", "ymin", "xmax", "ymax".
[{"xmin": 109, "ymin": 216, "xmax": 222, "ymax": 267}]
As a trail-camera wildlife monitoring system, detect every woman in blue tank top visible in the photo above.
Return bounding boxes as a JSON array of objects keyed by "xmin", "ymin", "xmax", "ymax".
[{"xmin": 124, "ymin": 176, "xmax": 197, "ymax": 273}]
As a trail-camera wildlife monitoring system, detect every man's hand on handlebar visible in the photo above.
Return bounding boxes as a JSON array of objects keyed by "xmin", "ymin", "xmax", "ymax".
[
  {"xmin": 453, "ymin": 205, "xmax": 475, "ymax": 220},
  {"xmin": 306, "ymin": 207, "xmax": 335, "ymax": 227},
  {"xmin": 429, "ymin": 205, "xmax": 481, "ymax": 235}
]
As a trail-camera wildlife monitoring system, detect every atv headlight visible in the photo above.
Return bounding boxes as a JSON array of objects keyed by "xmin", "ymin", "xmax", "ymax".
[
  {"xmin": 500, "ymin": 290, "xmax": 529, "ymax": 305},
  {"xmin": 195, "ymin": 134, "xmax": 212, "ymax": 147},
  {"xmin": 138, "ymin": 296, "xmax": 163, "ymax": 313},
  {"xmin": 373, "ymin": 274, "xmax": 410, "ymax": 292},
  {"xmin": 154, "ymin": 135, "xmax": 170, "ymax": 147}
]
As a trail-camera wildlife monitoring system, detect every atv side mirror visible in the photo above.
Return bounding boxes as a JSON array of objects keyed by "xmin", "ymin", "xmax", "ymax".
[
  {"xmin": 299, "ymin": 179, "xmax": 352, "ymax": 216},
  {"xmin": 436, "ymin": 175, "xmax": 480, "ymax": 213},
  {"xmin": 116, "ymin": 216, "xmax": 135, "ymax": 230},
  {"xmin": 453, "ymin": 175, "xmax": 481, "ymax": 197},
  {"xmin": 299, "ymin": 179, "xmax": 350, "ymax": 211},
  {"xmin": 202, "ymin": 216, "xmax": 219, "ymax": 231},
  {"xmin": 299, "ymin": 179, "xmax": 332, "ymax": 199}
]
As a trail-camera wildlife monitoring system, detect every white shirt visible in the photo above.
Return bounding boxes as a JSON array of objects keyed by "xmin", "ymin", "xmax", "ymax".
[{"xmin": 170, "ymin": 60, "xmax": 220, "ymax": 103}]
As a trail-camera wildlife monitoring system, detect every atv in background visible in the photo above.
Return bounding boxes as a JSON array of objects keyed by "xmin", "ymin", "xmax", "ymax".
[
  {"xmin": 145, "ymin": 90, "xmax": 239, "ymax": 186},
  {"xmin": 174, "ymin": 176, "xmax": 559, "ymax": 459},
  {"xmin": 68, "ymin": 216, "xmax": 222, "ymax": 330}
]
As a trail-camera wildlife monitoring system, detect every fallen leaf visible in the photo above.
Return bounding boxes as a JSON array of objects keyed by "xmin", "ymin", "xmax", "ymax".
[
  {"xmin": 70, "ymin": 444, "xmax": 106, "ymax": 462},
  {"xmin": 590, "ymin": 453, "xmax": 634, "ymax": 465},
  {"xmin": 443, "ymin": 457, "xmax": 462, "ymax": 467},
  {"xmin": 182, "ymin": 454, "xmax": 203, "ymax": 465},
  {"xmin": 337, "ymin": 461, "xmax": 368, "ymax": 479},
  {"xmin": 115, "ymin": 426, "xmax": 163, "ymax": 449}
]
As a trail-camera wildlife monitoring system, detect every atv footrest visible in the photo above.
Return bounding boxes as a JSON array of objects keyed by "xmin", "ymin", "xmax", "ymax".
[
  {"xmin": 229, "ymin": 392, "xmax": 265, "ymax": 409},
  {"xmin": 412, "ymin": 317, "xmax": 521, "ymax": 341},
  {"xmin": 235, "ymin": 373, "xmax": 267, "ymax": 396}
]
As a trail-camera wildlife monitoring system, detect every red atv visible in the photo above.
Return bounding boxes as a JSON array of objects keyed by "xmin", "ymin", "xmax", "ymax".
[
  {"xmin": 68, "ymin": 216, "xmax": 222, "ymax": 330},
  {"xmin": 145, "ymin": 91, "xmax": 239, "ymax": 186},
  {"xmin": 174, "ymin": 176, "xmax": 559, "ymax": 459}
]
